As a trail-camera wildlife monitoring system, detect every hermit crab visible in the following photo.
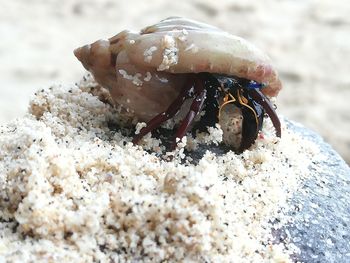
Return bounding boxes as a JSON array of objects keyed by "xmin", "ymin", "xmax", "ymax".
[{"xmin": 74, "ymin": 17, "xmax": 282, "ymax": 152}]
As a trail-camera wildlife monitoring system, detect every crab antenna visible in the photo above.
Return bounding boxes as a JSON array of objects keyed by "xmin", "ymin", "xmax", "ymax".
[{"xmin": 248, "ymin": 89, "xmax": 281, "ymax": 138}]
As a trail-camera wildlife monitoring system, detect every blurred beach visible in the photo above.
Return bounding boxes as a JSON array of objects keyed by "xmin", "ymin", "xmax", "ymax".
[{"xmin": 1, "ymin": 0, "xmax": 349, "ymax": 163}]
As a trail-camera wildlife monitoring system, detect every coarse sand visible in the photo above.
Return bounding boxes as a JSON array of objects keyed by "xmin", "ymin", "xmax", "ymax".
[{"xmin": 0, "ymin": 76, "xmax": 321, "ymax": 262}]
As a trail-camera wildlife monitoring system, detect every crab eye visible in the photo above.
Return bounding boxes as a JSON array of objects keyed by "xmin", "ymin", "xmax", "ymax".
[{"xmin": 247, "ymin": 81, "xmax": 266, "ymax": 90}]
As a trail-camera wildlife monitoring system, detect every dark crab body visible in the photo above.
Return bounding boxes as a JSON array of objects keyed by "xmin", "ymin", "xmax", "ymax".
[{"xmin": 74, "ymin": 17, "xmax": 282, "ymax": 152}]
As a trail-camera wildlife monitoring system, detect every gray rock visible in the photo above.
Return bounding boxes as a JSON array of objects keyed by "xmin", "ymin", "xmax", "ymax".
[{"xmin": 277, "ymin": 120, "xmax": 350, "ymax": 263}]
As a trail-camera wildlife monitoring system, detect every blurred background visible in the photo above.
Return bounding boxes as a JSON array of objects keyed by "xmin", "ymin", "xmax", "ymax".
[{"xmin": 0, "ymin": 0, "xmax": 349, "ymax": 164}]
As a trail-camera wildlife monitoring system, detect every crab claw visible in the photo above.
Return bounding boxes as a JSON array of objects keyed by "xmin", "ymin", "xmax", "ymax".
[{"xmin": 239, "ymin": 98, "xmax": 264, "ymax": 152}]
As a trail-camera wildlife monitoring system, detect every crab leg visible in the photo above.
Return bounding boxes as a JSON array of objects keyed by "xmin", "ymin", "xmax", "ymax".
[
  {"xmin": 132, "ymin": 76, "xmax": 195, "ymax": 145},
  {"xmin": 249, "ymin": 89, "xmax": 281, "ymax": 137},
  {"xmin": 171, "ymin": 79, "xmax": 207, "ymax": 149},
  {"xmin": 193, "ymin": 74, "xmax": 220, "ymax": 132}
]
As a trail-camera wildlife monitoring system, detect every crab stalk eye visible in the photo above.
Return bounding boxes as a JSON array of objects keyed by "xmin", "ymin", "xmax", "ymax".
[{"xmin": 247, "ymin": 81, "xmax": 266, "ymax": 90}]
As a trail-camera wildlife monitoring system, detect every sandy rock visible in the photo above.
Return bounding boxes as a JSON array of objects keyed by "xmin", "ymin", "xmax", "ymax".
[{"xmin": 1, "ymin": 78, "xmax": 348, "ymax": 262}]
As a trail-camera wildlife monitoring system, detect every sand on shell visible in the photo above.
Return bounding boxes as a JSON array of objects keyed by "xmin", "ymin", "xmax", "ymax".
[{"xmin": 0, "ymin": 76, "xmax": 321, "ymax": 262}]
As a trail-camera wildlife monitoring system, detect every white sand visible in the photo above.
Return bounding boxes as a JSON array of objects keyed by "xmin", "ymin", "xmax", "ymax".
[
  {"xmin": 0, "ymin": 76, "xmax": 321, "ymax": 262},
  {"xmin": 1, "ymin": 0, "xmax": 348, "ymax": 164}
]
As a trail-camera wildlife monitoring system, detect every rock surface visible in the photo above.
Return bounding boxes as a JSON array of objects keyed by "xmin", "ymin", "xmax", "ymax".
[{"xmin": 277, "ymin": 120, "xmax": 350, "ymax": 263}]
